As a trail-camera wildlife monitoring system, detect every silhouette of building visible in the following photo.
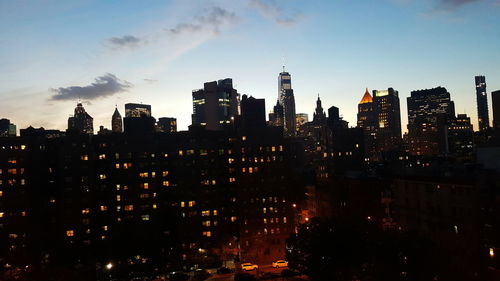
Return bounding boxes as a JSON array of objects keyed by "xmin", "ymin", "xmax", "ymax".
[
  {"xmin": 446, "ymin": 114, "xmax": 474, "ymax": 157},
  {"xmin": 125, "ymin": 103, "xmax": 151, "ymax": 117},
  {"xmin": 492, "ymin": 90, "xmax": 500, "ymax": 130},
  {"xmin": 191, "ymin": 78, "xmax": 239, "ymax": 130},
  {"xmin": 269, "ymin": 100, "xmax": 284, "ymax": 127},
  {"xmin": 357, "ymin": 88, "xmax": 376, "ymax": 160},
  {"xmin": 312, "ymin": 95, "xmax": 327, "ymax": 126},
  {"xmin": 475, "ymin": 76, "xmax": 489, "ymax": 131},
  {"xmin": 372, "ymin": 88, "xmax": 402, "ymax": 155},
  {"xmin": 112, "ymin": 107, "xmax": 123, "ymax": 133},
  {"xmin": 67, "ymin": 103, "xmax": 93, "ymax": 135},
  {"xmin": 295, "ymin": 113, "xmax": 309, "ymax": 135},
  {"xmin": 240, "ymin": 95, "xmax": 266, "ymax": 128},
  {"xmin": 278, "ymin": 68, "xmax": 296, "ymax": 135},
  {"xmin": 0, "ymin": 119, "xmax": 16, "ymax": 137},
  {"xmin": 407, "ymin": 87, "xmax": 455, "ymax": 156},
  {"xmin": 157, "ymin": 117, "xmax": 177, "ymax": 132}
]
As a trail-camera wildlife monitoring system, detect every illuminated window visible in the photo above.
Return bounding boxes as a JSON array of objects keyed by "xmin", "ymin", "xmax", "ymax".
[
  {"xmin": 82, "ymin": 208, "xmax": 90, "ymax": 215},
  {"xmin": 0, "ymin": 212, "xmax": 4, "ymax": 218},
  {"xmin": 231, "ymin": 216, "xmax": 237, "ymax": 222},
  {"xmin": 163, "ymin": 181, "xmax": 170, "ymax": 187},
  {"xmin": 66, "ymin": 230, "xmax": 74, "ymax": 237},
  {"xmin": 142, "ymin": 215, "xmax": 150, "ymax": 221},
  {"xmin": 116, "ymin": 195, "xmax": 121, "ymax": 202},
  {"xmin": 279, "ymin": 145, "xmax": 283, "ymax": 151},
  {"xmin": 242, "ymin": 136, "xmax": 246, "ymax": 141},
  {"xmin": 263, "ymin": 208, "xmax": 267, "ymax": 213},
  {"xmin": 202, "ymin": 210, "xmax": 210, "ymax": 216},
  {"xmin": 178, "ymin": 150, "xmax": 184, "ymax": 156},
  {"xmin": 203, "ymin": 220, "xmax": 211, "ymax": 227},
  {"xmin": 200, "ymin": 149, "xmax": 208, "ymax": 156},
  {"xmin": 162, "ymin": 171, "xmax": 169, "ymax": 177},
  {"xmin": 81, "ymin": 155, "xmax": 89, "ymax": 161},
  {"xmin": 283, "ymin": 217, "xmax": 287, "ymax": 223},
  {"xmin": 139, "ymin": 172, "xmax": 149, "ymax": 178},
  {"xmin": 203, "ymin": 231, "xmax": 211, "ymax": 237},
  {"xmin": 20, "ymin": 145, "xmax": 26, "ymax": 150},
  {"xmin": 142, "ymin": 183, "xmax": 149, "ymax": 189},
  {"xmin": 98, "ymin": 154, "xmax": 106, "ymax": 160},
  {"xmin": 153, "ymin": 204, "xmax": 157, "ymax": 209},
  {"xmin": 115, "ymin": 163, "xmax": 120, "ymax": 169},
  {"xmin": 99, "ymin": 174, "xmax": 106, "ymax": 180},
  {"xmin": 213, "ymin": 210, "xmax": 218, "ymax": 216},
  {"xmin": 103, "ymin": 225, "xmax": 108, "ymax": 231},
  {"xmin": 8, "ymin": 169, "xmax": 16, "ymax": 175},
  {"xmin": 124, "ymin": 205, "xmax": 134, "ymax": 211},
  {"xmin": 249, "ymin": 167, "xmax": 253, "ymax": 174},
  {"xmin": 116, "ymin": 184, "xmax": 120, "ymax": 191},
  {"xmin": 181, "ymin": 201, "xmax": 185, "ymax": 208},
  {"xmin": 264, "ymin": 218, "xmax": 267, "ymax": 224},
  {"xmin": 242, "ymin": 168, "xmax": 246, "ymax": 173},
  {"xmin": 272, "ymin": 146, "xmax": 276, "ymax": 152},
  {"xmin": 211, "ymin": 180, "xmax": 216, "ymax": 185},
  {"xmin": 188, "ymin": 201, "xmax": 195, "ymax": 207},
  {"xmin": 100, "ymin": 205, "xmax": 107, "ymax": 211}
]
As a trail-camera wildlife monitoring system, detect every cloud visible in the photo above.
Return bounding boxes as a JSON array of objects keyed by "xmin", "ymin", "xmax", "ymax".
[
  {"xmin": 144, "ymin": 78, "xmax": 158, "ymax": 84},
  {"xmin": 249, "ymin": 0, "xmax": 302, "ymax": 25},
  {"xmin": 107, "ymin": 35, "xmax": 143, "ymax": 49},
  {"xmin": 50, "ymin": 73, "xmax": 132, "ymax": 101},
  {"xmin": 435, "ymin": 0, "xmax": 482, "ymax": 9},
  {"xmin": 168, "ymin": 6, "xmax": 239, "ymax": 35}
]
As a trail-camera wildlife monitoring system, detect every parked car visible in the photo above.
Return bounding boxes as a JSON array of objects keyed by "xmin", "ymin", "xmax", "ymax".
[
  {"xmin": 271, "ymin": 260, "xmax": 288, "ymax": 268},
  {"xmin": 241, "ymin": 263, "xmax": 259, "ymax": 271}
]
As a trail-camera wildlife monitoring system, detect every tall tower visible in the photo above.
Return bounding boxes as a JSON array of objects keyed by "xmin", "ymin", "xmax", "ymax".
[
  {"xmin": 372, "ymin": 88, "xmax": 402, "ymax": 153},
  {"xmin": 312, "ymin": 95, "xmax": 327, "ymax": 125},
  {"xmin": 112, "ymin": 107, "xmax": 123, "ymax": 133},
  {"xmin": 357, "ymin": 88, "xmax": 376, "ymax": 159},
  {"xmin": 68, "ymin": 103, "xmax": 93, "ymax": 135},
  {"xmin": 278, "ymin": 67, "xmax": 296, "ymax": 135},
  {"xmin": 475, "ymin": 76, "xmax": 489, "ymax": 131},
  {"xmin": 492, "ymin": 90, "xmax": 500, "ymax": 129}
]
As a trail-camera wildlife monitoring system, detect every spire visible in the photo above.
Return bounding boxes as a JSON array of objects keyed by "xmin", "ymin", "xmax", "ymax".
[{"xmin": 359, "ymin": 88, "xmax": 373, "ymax": 104}]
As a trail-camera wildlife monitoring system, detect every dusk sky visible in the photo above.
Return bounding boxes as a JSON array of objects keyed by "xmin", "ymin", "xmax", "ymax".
[{"xmin": 1, "ymin": 0, "xmax": 499, "ymax": 132}]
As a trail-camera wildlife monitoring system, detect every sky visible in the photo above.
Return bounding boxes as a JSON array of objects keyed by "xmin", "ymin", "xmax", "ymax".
[{"xmin": 1, "ymin": 0, "xmax": 499, "ymax": 133}]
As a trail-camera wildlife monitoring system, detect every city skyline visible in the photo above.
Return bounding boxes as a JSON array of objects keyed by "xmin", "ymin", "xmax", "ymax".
[{"xmin": 1, "ymin": 0, "xmax": 500, "ymax": 132}]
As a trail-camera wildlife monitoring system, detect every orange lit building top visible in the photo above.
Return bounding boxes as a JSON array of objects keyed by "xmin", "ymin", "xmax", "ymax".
[{"xmin": 359, "ymin": 88, "xmax": 373, "ymax": 104}]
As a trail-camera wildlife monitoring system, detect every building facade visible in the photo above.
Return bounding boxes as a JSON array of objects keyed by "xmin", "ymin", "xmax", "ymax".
[
  {"xmin": 68, "ymin": 103, "xmax": 94, "ymax": 135},
  {"xmin": 475, "ymin": 76, "xmax": 490, "ymax": 131}
]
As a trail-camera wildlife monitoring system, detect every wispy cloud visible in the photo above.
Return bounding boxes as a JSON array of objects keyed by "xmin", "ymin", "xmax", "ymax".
[
  {"xmin": 436, "ymin": 0, "xmax": 481, "ymax": 9},
  {"xmin": 104, "ymin": 6, "xmax": 238, "ymax": 51},
  {"xmin": 107, "ymin": 35, "xmax": 144, "ymax": 49},
  {"xmin": 249, "ymin": 0, "xmax": 303, "ymax": 25},
  {"xmin": 50, "ymin": 73, "xmax": 132, "ymax": 101},
  {"xmin": 168, "ymin": 7, "xmax": 239, "ymax": 35},
  {"xmin": 144, "ymin": 78, "xmax": 158, "ymax": 84}
]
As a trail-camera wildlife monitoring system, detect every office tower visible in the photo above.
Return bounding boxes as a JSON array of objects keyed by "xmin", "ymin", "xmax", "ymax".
[
  {"xmin": 492, "ymin": 90, "xmax": 500, "ymax": 129},
  {"xmin": 312, "ymin": 95, "xmax": 327, "ymax": 126},
  {"xmin": 327, "ymin": 106, "xmax": 348, "ymax": 130},
  {"xmin": 157, "ymin": 117, "xmax": 177, "ymax": 132},
  {"xmin": 296, "ymin": 113, "xmax": 309, "ymax": 129},
  {"xmin": 112, "ymin": 107, "xmax": 123, "ymax": 133},
  {"xmin": 475, "ymin": 76, "xmax": 489, "ymax": 131},
  {"xmin": 407, "ymin": 87, "xmax": 455, "ymax": 156},
  {"xmin": 372, "ymin": 88, "xmax": 402, "ymax": 153},
  {"xmin": 240, "ymin": 95, "xmax": 266, "ymax": 128},
  {"xmin": 0, "ymin": 119, "xmax": 11, "ymax": 137},
  {"xmin": 67, "ymin": 103, "xmax": 94, "ymax": 135},
  {"xmin": 125, "ymin": 103, "xmax": 152, "ymax": 117},
  {"xmin": 191, "ymin": 78, "xmax": 239, "ymax": 130},
  {"xmin": 357, "ymin": 88, "xmax": 376, "ymax": 160},
  {"xmin": 446, "ymin": 114, "xmax": 474, "ymax": 156},
  {"xmin": 278, "ymin": 68, "xmax": 296, "ymax": 135},
  {"xmin": 269, "ymin": 100, "xmax": 284, "ymax": 127}
]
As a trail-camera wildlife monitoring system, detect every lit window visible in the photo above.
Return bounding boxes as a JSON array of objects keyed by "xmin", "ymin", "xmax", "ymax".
[
  {"xmin": 0, "ymin": 212, "xmax": 4, "ymax": 218},
  {"xmin": 279, "ymin": 145, "xmax": 283, "ymax": 151},
  {"xmin": 162, "ymin": 171, "xmax": 169, "ymax": 177},
  {"xmin": 203, "ymin": 231, "xmax": 211, "ymax": 237},
  {"xmin": 142, "ymin": 215, "xmax": 150, "ymax": 221},
  {"xmin": 211, "ymin": 180, "xmax": 216, "ymax": 185},
  {"xmin": 98, "ymin": 154, "xmax": 106, "ymax": 160},
  {"xmin": 66, "ymin": 230, "xmax": 74, "ymax": 237},
  {"xmin": 103, "ymin": 225, "xmax": 108, "ymax": 231},
  {"xmin": 263, "ymin": 208, "xmax": 267, "ymax": 214},
  {"xmin": 81, "ymin": 155, "xmax": 89, "ymax": 161},
  {"xmin": 100, "ymin": 205, "xmax": 107, "ymax": 211},
  {"xmin": 142, "ymin": 183, "xmax": 149, "ymax": 189},
  {"xmin": 82, "ymin": 208, "xmax": 90, "ymax": 215},
  {"xmin": 213, "ymin": 210, "xmax": 218, "ymax": 216},
  {"xmin": 153, "ymin": 204, "xmax": 157, "ymax": 209},
  {"xmin": 202, "ymin": 210, "xmax": 210, "ymax": 216},
  {"xmin": 181, "ymin": 201, "xmax": 185, "ymax": 208},
  {"xmin": 189, "ymin": 201, "xmax": 195, "ymax": 207},
  {"xmin": 0, "ymin": 191, "xmax": 2, "ymax": 197},
  {"xmin": 229, "ymin": 177, "xmax": 236, "ymax": 183},
  {"xmin": 283, "ymin": 217, "xmax": 287, "ymax": 223},
  {"xmin": 124, "ymin": 205, "xmax": 134, "ymax": 211},
  {"xmin": 231, "ymin": 216, "xmax": 237, "ymax": 222},
  {"xmin": 116, "ymin": 195, "xmax": 121, "ymax": 202},
  {"xmin": 272, "ymin": 146, "xmax": 276, "ymax": 152},
  {"xmin": 99, "ymin": 174, "xmax": 106, "ymax": 180},
  {"xmin": 163, "ymin": 181, "xmax": 170, "ymax": 187},
  {"xmin": 115, "ymin": 163, "xmax": 120, "ymax": 169},
  {"xmin": 242, "ymin": 136, "xmax": 246, "ymax": 141},
  {"xmin": 264, "ymin": 218, "xmax": 267, "ymax": 224},
  {"xmin": 116, "ymin": 184, "xmax": 120, "ymax": 190},
  {"xmin": 179, "ymin": 150, "xmax": 184, "ymax": 156}
]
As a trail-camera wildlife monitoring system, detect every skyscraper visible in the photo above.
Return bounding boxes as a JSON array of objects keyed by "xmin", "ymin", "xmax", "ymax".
[
  {"xmin": 157, "ymin": 117, "xmax": 177, "ymax": 132},
  {"xmin": 372, "ymin": 88, "xmax": 402, "ymax": 153},
  {"xmin": 112, "ymin": 107, "xmax": 123, "ymax": 133},
  {"xmin": 407, "ymin": 87, "xmax": 455, "ymax": 156},
  {"xmin": 312, "ymin": 95, "xmax": 327, "ymax": 126},
  {"xmin": 446, "ymin": 114, "xmax": 474, "ymax": 156},
  {"xmin": 475, "ymin": 76, "xmax": 490, "ymax": 131},
  {"xmin": 278, "ymin": 68, "xmax": 296, "ymax": 135},
  {"xmin": 492, "ymin": 90, "xmax": 500, "ymax": 130},
  {"xmin": 191, "ymin": 78, "xmax": 239, "ymax": 131},
  {"xmin": 269, "ymin": 100, "xmax": 284, "ymax": 127},
  {"xmin": 357, "ymin": 88, "xmax": 376, "ymax": 160},
  {"xmin": 240, "ymin": 95, "xmax": 266, "ymax": 128},
  {"xmin": 67, "ymin": 103, "xmax": 93, "ymax": 135},
  {"xmin": 125, "ymin": 103, "xmax": 152, "ymax": 117}
]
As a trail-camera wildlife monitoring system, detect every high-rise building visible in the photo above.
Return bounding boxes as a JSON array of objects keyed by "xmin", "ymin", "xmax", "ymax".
[
  {"xmin": 446, "ymin": 114, "xmax": 474, "ymax": 156},
  {"xmin": 492, "ymin": 90, "xmax": 500, "ymax": 129},
  {"xmin": 157, "ymin": 117, "xmax": 177, "ymax": 132},
  {"xmin": 112, "ymin": 107, "xmax": 123, "ymax": 133},
  {"xmin": 327, "ymin": 106, "xmax": 347, "ymax": 130},
  {"xmin": 357, "ymin": 88, "xmax": 376, "ymax": 160},
  {"xmin": 191, "ymin": 78, "xmax": 239, "ymax": 130},
  {"xmin": 372, "ymin": 88, "xmax": 402, "ymax": 153},
  {"xmin": 269, "ymin": 100, "xmax": 284, "ymax": 127},
  {"xmin": 407, "ymin": 87, "xmax": 455, "ymax": 156},
  {"xmin": 312, "ymin": 95, "xmax": 327, "ymax": 126},
  {"xmin": 278, "ymin": 68, "xmax": 296, "ymax": 135},
  {"xmin": 475, "ymin": 76, "xmax": 489, "ymax": 131},
  {"xmin": 295, "ymin": 113, "xmax": 309, "ymax": 132},
  {"xmin": 67, "ymin": 103, "xmax": 93, "ymax": 135},
  {"xmin": 125, "ymin": 103, "xmax": 152, "ymax": 117},
  {"xmin": 0, "ymin": 119, "xmax": 15, "ymax": 137},
  {"xmin": 240, "ymin": 95, "xmax": 266, "ymax": 128}
]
